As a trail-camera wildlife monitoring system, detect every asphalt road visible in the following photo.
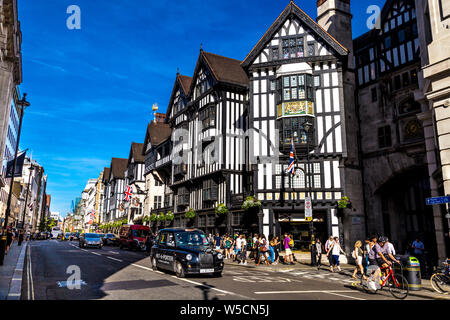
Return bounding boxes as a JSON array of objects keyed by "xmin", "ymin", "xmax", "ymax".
[{"xmin": 22, "ymin": 239, "xmax": 436, "ymax": 301}]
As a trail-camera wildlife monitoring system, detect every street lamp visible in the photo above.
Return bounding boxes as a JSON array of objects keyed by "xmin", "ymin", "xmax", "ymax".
[
  {"xmin": 303, "ymin": 121, "xmax": 317, "ymax": 267},
  {"xmin": 0, "ymin": 93, "xmax": 30, "ymax": 265}
]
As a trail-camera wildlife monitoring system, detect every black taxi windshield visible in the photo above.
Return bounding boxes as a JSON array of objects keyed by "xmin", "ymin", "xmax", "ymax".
[{"xmin": 175, "ymin": 232, "xmax": 209, "ymax": 247}]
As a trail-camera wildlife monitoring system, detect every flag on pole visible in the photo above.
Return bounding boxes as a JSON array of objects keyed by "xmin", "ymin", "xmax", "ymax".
[
  {"xmin": 6, "ymin": 151, "xmax": 26, "ymax": 178},
  {"xmin": 123, "ymin": 185, "xmax": 133, "ymax": 202},
  {"xmin": 286, "ymin": 138, "xmax": 296, "ymax": 175}
]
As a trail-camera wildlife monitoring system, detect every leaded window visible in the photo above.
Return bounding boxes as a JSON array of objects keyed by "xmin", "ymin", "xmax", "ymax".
[{"xmin": 200, "ymin": 106, "xmax": 216, "ymax": 130}]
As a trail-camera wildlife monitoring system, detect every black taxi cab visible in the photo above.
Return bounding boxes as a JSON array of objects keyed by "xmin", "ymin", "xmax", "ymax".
[{"xmin": 150, "ymin": 228, "xmax": 224, "ymax": 278}]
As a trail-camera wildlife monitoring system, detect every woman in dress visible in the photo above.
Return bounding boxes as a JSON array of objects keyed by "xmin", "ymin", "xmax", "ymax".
[{"xmin": 352, "ymin": 240, "xmax": 366, "ymax": 279}]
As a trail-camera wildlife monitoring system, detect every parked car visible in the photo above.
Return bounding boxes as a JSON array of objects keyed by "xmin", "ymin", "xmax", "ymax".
[
  {"xmin": 79, "ymin": 233, "xmax": 103, "ymax": 249},
  {"xmin": 103, "ymin": 233, "xmax": 119, "ymax": 246},
  {"xmin": 119, "ymin": 225, "xmax": 150, "ymax": 251},
  {"xmin": 150, "ymin": 228, "xmax": 224, "ymax": 278},
  {"xmin": 70, "ymin": 232, "xmax": 80, "ymax": 241}
]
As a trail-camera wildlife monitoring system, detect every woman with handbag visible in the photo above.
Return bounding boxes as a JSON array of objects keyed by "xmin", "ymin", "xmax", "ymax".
[{"xmin": 256, "ymin": 234, "xmax": 269, "ymax": 265}]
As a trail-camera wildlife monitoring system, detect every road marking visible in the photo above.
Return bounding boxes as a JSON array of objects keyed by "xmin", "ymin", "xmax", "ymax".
[
  {"xmin": 325, "ymin": 291, "xmax": 366, "ymax": 300},
  {"xmin": 254, "ymin": 290, "xmax": 364, "ymax": 295},
  {"xmin": 91, "ymin": 252, "xmax": 101, "ymax": 256},
  {"xmin": 106, "ymin": 256, "xmax": 123, "ymax": 262},
  {"xmin": 28, "ymin": 245, "xmax": 34, "ymax": 300}
]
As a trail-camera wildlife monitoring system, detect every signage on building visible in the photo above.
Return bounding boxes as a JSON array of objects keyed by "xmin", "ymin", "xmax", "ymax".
[
  {"xmin": 426, "ymin": 196, "xmax": 450, "ymax": 205},
  {"xmin": 277, "ymin": 101, "xmax": 314, "ymax": 118},
  {"xmin": 305, "ymin": 197, "xmax": 312, "ymax": 221}
]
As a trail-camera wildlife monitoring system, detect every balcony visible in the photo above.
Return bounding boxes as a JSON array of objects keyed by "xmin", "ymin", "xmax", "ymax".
[{"xmin": 156, "ymin": 154, "xmax": 172, "ymax": 168}]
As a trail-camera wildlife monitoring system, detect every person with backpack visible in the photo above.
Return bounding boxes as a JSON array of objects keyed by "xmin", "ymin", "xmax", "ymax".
[{"xmin": 289, "ymin": 234, "xmax": 297, "ymax": 262}]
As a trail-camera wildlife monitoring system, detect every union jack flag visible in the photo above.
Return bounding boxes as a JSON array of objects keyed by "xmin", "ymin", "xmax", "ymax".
[
  {"xmin": 286, "ymin": 138, "xmax": 296, "ymax": 175},
  {"xmin": 123, "ymin": 185, "xmax": 133, "ymax": 201}
]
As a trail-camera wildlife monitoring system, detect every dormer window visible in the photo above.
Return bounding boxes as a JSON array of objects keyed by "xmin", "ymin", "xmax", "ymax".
[
  {"xmin": 280, "ymin": 37, "xmax": 304, "ymax": 60},
  {"xmin": 195, "ymin": 70, "xmax": 212, "ymax": 98}
]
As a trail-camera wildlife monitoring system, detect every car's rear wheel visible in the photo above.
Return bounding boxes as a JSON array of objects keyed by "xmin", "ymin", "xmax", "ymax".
[{"xmin": 175, "ymin": 261, "xmax": 185, "ymax": 278}]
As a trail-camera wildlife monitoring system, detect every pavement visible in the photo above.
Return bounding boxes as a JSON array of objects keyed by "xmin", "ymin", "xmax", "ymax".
[
  {"xmin": 21, "ymin": 239, "xmax": 449, "ymax": 301},
  {"xmin": 0, "ymin": 241, "xmax": 28, "ymax": 300}
]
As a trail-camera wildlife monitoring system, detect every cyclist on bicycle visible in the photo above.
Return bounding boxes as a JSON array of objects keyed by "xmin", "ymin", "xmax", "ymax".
[{"xmin": 368, "ymin": 236, "xmax": 400, "ymax": 281}]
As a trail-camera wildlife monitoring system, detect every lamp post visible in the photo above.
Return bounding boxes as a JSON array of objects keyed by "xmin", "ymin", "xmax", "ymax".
[
  {"xmin": 303, "ymin": 121, "xmax": 316, "ymax": 267},
  {"xmin": 20, "ymin": 164, "xmax": 34, "ymax": 230},
  {"xmin": 0, "ymin": 93, "xmax": 30, "ymax": 265}
]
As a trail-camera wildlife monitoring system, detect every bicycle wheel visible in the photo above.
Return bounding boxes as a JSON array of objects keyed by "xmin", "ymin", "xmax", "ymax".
[
  {"xmin": 430, "ymin": 273, "xmax": 450, "ymax": 294},
  {"xmin": 388, "ymin": 274, "xmax": 409, "ymax": 299}
]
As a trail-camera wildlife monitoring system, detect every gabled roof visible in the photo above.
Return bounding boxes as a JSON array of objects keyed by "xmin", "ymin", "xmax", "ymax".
[
  {"xmin": 187, "ymin": 50, "xmax": 249, "ymax": 96},
  {"xmin": 110, "ymin": 158, "xmax": 128, "ymax": 180},
  {"xmin": 166, "ymin": 73, "xmax": 192, "ymax": 121},
  {"xmin": 102, "ymin": 167, "xmax": 110, "ymax": 184},
  {"xmin": 143, "ymin": 122, "xmax": 172, "ymax": 152},
  {"xmin": 128, "ymin": 142, "xmax": 145, "ymax": 165},
  {"xmin": 241, "ymin": 1, "xmax": 348, "ymax": 69}
]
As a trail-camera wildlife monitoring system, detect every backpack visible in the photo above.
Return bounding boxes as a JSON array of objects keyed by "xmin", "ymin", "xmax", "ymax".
[{"xmin": 289, "ymin": 238, "xmax": 294, "ymax": 248}]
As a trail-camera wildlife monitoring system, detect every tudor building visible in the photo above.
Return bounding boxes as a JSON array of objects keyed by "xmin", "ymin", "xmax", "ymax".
[
  {"xmin": 103, "ymin": 158, "xmax": 128, "ymax": 223},
  {"xmin": 163, "ymin": 51, "xmax": 249, "ymax": 235},
  {"xmin": 240, "ymin": 0, "xmax": 364, "ymax": 249},
  {"xmin": 124, "ymin": 142, "xmax": 146, "ymax": 224}
]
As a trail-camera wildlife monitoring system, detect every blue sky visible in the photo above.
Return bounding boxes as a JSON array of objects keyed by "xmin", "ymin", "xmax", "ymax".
[{"xmin": 17, "ymin": 0, "xmax": 385, "ymax": 217}]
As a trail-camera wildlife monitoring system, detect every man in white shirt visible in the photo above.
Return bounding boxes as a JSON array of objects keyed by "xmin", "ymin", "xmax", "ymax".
[
  {"xmin": 235, "ymin": 235, "xmax": 242, "ymax": 263},
  {"xmin": 386, "ymin": 237, "xmax": 396, "ymax": 256},
  {"xmin": 324, "ymin": 236, "xmax": 334, "ymax": 270},
  {"xmin": 239, "ymin": 235, "xmax": 247, "ymax": 265}
]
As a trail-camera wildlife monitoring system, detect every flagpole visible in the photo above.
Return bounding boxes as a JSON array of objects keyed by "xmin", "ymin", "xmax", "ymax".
[
  {"xmin": 0, "ymin": 93, "xmax": 30, "ymax": 266},
  {"xmin": 20, "ymin": 162, "xmax": 34, "ymax": 230}
]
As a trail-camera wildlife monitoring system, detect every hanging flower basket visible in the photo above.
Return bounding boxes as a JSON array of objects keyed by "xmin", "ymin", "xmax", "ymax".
[
  {"xmin": 156, "ymin": 214, "xmax": 166, "ymax": 222},
  {"xmin": 165, "ymin": 211, "xmax": 174, "ymax": 221},
  {"xmin": 337, "ymin": 196, "xmax": 352, "ymax": 209},
  {"xmin": 241, "ymin": 196, "xmax": 262, "ymax": 211},
  {"xmin": 185, "ymin": 208, "xmax": 196, "ymax": 219},
  {"xmin": 150, "ymin": 213, "xmax": 157, "ymax": 222},
  {"xmin": 215, "ymin": 203, "xmax": 228, "ymax": 216}
]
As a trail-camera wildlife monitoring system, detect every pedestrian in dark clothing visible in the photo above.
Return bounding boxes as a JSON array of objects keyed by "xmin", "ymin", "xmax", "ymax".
[
  {"xmin": 18, "ymin": 230, "xmax": 24, "ymax": 246},
  {"xmin": 6, "ymin": 228, "xmax": 14, "ymax": 254}
]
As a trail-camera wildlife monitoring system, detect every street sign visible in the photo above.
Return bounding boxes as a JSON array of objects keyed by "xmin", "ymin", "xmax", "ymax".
[
  {"xmin": 305, "ymin": 197, "xmax": 312, "ymax": 221},
  {"xmin": 426, "ymin": 196, "xmax": 450, "ymax": 206}
]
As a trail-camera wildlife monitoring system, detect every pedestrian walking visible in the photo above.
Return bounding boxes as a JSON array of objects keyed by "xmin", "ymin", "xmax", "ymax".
[
  {"xmin": 5, "ymin": 228, "xmax": 14, "ymax": 255},
  {"xmin": 239, "ymin": 235, "xmax": 248, "ymax": 265},
  {"xmin": 256, "ymin": 234, "xmax": 269, "ymax": 265},
  {"xmin": 224, "ymin": 236, "xmax": 232, "ymax": 259},
  {"xmin": 234, "ymin": 234, "xmax": 242, "ymax": 263},
  {"xmin": 214, "ymin": 233, "xmax": 222, "ymax": 252},
  {"xmin": 268, "ymin": 235, "xmax": 276, "ymax": 264},
  {"xmin": 363, "ymin": 238, "xmax": 371, "ymax": 273},
  {"xmin": 273, "ymin": 236, "xmax": 280, "ymax": 264},
  {"xmin": 411, "ymin": 237, "xmax": 425, "ymax": 273},
  {"xmin": 327, "ymin": 237, "xmax": 345, "ymax": 272},
  {"xmin": 289, "ymin": 234, "xmax": 297, "ymax": 262},
  {"xmin": 325, "ymin": 236, "xmax": 334, "ymax": 271},
  {"xmin": 352, "ymin": 240, "xmax": 365, "ymax": 279},
  {"xmin": 315, "ymin": 238, "xmax": 322, "ymax": 269},
  {"xmin": 18, "ymin": 230, "xmax": 24, "ymax": 246},
  {"xmin": 283, "ymin": 233, "xmax": 294, "ymax": 265},
  {"xmin": 253, "ymin": 234, "xmax": 260, "ymax": 263}
]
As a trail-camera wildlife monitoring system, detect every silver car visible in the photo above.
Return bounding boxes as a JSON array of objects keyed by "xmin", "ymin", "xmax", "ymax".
[{"xmin": 79, "ymin": 233, "xmax": 103, "ymax": 249}]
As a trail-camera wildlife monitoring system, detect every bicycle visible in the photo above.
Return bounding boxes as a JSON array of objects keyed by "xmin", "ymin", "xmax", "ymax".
[
  {"xmin": 430, "ymin": 258, "xmax": 450, "ymax": 294},
  {"xmin": 359, "ymin": 262, "xmax": 409, "ymax": 299}
]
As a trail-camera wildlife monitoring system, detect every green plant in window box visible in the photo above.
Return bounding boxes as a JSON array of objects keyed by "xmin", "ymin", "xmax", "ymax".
[
  {"xmin": 165, "ymin": 211, "xmax": 174, "ymax": 221},
  {"xmin": 241, "ymin": 196, "xmax": 262, "ymax": 211},
  {"xmin": 143, "ymin": 215, "xmax": 150, "ymax": 223},
  {"xmin": 215, "ymin": 203, "xmax": 228, "ymax": 216},
  {"xmin": 185, "ymin": 208, "xmax": 196, "ymax": 219},
  {"xmin": 156, "ymin": 213, "xmax": 166, "ymax": 222},
  {"xmin": 150, "ymin": 213, "xmax": 157, "ymax": 222}
]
